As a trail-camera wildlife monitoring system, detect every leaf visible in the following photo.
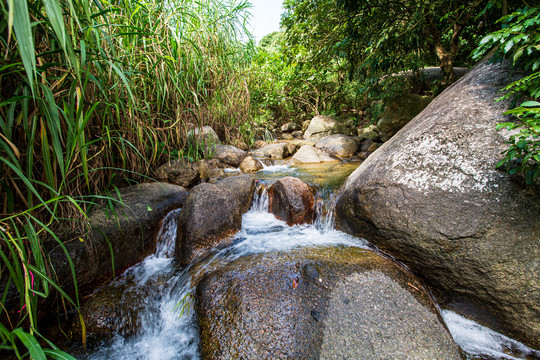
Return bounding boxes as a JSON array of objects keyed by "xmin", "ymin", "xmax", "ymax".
[
  {"xmin": 12, "ymin": 328, "xmax": 46, "ymax": 360},
  {"xmin": 504, "ymin": 40, "xmax": 514, "ymax": 54},
  {"xmin": 43, "ymin": 349, "xmax": 79, "ymax": 360},
  {"xmin": 520, "ymin": 101, "xmax": 540, "ymax": 107},
  {"xmin": 10, "ymin": 0, "xmax": 36, "ymax": 91},
  {"xmin": 146, "ymin": 205, "xmax": 153, "ymax": 212}
]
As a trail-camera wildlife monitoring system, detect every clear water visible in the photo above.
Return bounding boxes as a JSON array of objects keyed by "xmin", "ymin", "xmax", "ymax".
[{"xmin": 80, "ymin": 181, "xmax": 539, "ymax": 360}]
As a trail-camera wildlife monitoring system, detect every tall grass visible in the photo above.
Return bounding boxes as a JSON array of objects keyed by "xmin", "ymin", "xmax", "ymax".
[{"xmin": 0, "ymin": 0, "xmax": 254, "ymax": 357}]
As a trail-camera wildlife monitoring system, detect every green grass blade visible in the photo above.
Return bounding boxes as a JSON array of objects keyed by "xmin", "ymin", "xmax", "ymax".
[
  {"xmin": 9, "ymin": 0, "xmax": 36, "ymax": 91},
  {"xmin": 12, "ymin": 328, "xmax": 46, "ymax": 360}
]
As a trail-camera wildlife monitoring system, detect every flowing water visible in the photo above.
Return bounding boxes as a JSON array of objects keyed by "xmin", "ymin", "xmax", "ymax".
[{"xmin": 76, "ymin": 164, "xmax": 539, "ymax": 360}]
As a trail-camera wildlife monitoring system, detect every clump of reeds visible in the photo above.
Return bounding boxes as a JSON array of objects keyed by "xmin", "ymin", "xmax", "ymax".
[{"xmin": 0, "ymin": 0, "xmax": 253, "ymax": 356}]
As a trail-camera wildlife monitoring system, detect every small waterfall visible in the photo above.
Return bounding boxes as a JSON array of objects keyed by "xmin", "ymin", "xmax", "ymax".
[
  {"xmin": 155, "ymin": 208, "xmax": 182, "ymax": 258},
  {"xmin": 313, "ymin": 187, "xmax": 337, "ymax": 233},
  {"xmin": 81, "ymin": 206, "xmax": 199, "ymax": 360},
  {"xmin": 250, "ymin": 184, "xmax": 269, "ymax": 213},
  {"xmin": 80, "ymin": 181, "xmax": 537, "ymax": 360}
]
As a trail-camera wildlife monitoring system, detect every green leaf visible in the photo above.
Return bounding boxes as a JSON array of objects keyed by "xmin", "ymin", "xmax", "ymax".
[
  {"xmin": 43, "ymin": 348, "xmax": 79, "ymax": 360},
  {"xmin": 520, "ymin": 101, "xmax": 540, "ymax": 107},
  {"xmin": 10, "ymin": 0, "xmax": 36, "ymax": 91},
  {"xmin": 12, "ymin": 329, "xmax": 46, "ymax": 360}
]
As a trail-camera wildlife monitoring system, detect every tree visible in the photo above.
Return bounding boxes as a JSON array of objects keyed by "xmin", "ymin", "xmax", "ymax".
[{"xmin": 282, "ymin": 0, "xmax": 523, "ymax": 84}]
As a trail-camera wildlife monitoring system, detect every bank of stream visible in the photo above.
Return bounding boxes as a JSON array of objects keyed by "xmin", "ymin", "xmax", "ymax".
[{"xmin": 70, "ymin": 162, "xmax": 539, "ymax": 360}]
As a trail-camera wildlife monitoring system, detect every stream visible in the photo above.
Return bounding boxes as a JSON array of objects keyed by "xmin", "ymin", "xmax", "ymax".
[{"xmin": 74, "ymin": 163, "xmax": 539, "ymax": 360}]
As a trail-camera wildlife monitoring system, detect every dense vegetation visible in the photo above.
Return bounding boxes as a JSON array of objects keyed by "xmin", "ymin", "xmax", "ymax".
[
  {"xmin": 0, "ymin": 0, "xmax": 538, "ymax": 358},
  {"xmin": 0, "ymin": 0, "xmax": 253, "ymax": 357}
]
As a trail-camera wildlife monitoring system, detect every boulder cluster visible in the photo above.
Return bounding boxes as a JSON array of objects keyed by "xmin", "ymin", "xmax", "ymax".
[{"xmin": 155, "ymin": 95, "xmax": 432, "ymax": 186}]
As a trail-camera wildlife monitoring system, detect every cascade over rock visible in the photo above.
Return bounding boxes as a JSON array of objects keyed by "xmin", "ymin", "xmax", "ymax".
[
  {"xmin": 335, "ymin": 57, "xmax": 540, "ymax": 348},
  {"xmin": 49, "ymin": 183, "xmax": 187, "ymax": 298},
  {"xmin": 196, "ymin": 246, "xmax": 461, "ymax": 360},
  {"xmin": 239, "ymin": 156, "xmax": 263, "ymax": 173}
]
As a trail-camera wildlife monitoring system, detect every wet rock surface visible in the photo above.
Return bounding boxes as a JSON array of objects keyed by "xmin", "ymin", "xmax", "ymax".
[
  {"xmin": 268, "ymin": 177, "xmax": 315, "ymax": 225},
  {"xmin": 215, "ymin": 175, "xmax": 256, "ymax": 214},
  {"xmin": 336, "ymin": 57, "xmax": 540, "ymax": 348},
  {"xmin": 196, "ymin": 246, "xmax": 461, "ymax": 360},
  {"xmin": 175, "ymin": 183, "xmax": 242, "ymax": 265}
]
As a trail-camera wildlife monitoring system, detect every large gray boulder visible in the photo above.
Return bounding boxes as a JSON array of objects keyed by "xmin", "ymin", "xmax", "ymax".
[
  {"xmin": 335, "ymin": 57, "xmax": 540, "ymax": 348},
  {"xmin": 315, "ymin": 134, "xmax": 358, "ymax": 158},
  {"xmin": 196, "ymin": 246, "xmax": 461, "ymax": 359},
  {"xmin": 303, "ymin": 115, "xmax": 344, "ymax": 141},
  {"xmin": 50, "ymin": 183, "xmax": 188, "ymax": 297}
]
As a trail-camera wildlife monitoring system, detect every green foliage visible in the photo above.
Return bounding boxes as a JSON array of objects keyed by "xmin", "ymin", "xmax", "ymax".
[
  {"xmin": 282, "ymin": 0, "xmax": 507, "ymax": 84},
  {"xmin": 0, "ymin": 0, "xmax": 254, "ymax": 357},
  {"xmin": 496, "ymin": 102, "xmax": 540, "ymax": 184},
  {"xmin": 250, "ymin": 29, "xmax": 361, "ymax": 124},
  {"xmin": 473, "ymin": 6, "xmax": 540, "ymax": 184}
]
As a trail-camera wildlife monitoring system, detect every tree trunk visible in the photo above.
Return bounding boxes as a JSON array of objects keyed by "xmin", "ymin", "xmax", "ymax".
[{"xmin": 434, "ymin": 46, "xmax": 456, "ymax": 84}]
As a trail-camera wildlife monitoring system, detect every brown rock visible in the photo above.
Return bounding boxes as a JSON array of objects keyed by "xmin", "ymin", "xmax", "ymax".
[
  {"xmin": 156, "ymin": 159, "xmax": 200, "ymax": 187},
  {"xmin": 175, "ymin": 183, "xmax": 242, "ymax": 264},
  {"xmin": 268, "ymin": 177, "xmax": 315, "ymax": 225},
  {"xmin": 196, "ymin": 247, "xmax": 461, "ymax": 360},
  {"xmin": 239, "ymin": 156, "xmax": 263, "ymax": 173},
  {"xmin": 215, "ymin": 175, "xmax": 256, "ymax": 214}
]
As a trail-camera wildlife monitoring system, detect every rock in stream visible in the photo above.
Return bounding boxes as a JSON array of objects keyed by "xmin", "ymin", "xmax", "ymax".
[{"xmin": 196, "ymin": 246, "xmax": 461, "ymax": 360}]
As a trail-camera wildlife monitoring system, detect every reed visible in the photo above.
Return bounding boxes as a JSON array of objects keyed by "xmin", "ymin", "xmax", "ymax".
[{"xmin": 0, "ymin": 0, "xmax": 253, "ymax": 357}]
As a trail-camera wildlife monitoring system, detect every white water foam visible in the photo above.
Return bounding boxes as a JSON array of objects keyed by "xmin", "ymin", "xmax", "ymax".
[
  {"xmin": 259, "ymin": 163, "xmax": 294, "ymax": 173},
  {"xmin": 442, "ymin": 310, "xmax": 540, "ymax": 360}
]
